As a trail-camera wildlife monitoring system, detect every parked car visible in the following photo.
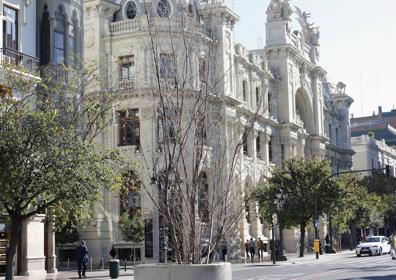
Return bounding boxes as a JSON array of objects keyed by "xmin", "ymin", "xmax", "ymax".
[{"xmin": 356, "ymin": 236, "xmax": 391, "ymax": 257}]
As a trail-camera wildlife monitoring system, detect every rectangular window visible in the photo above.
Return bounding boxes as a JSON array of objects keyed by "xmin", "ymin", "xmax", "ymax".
[
  {"xmin": 243, "ymin": 131, "xmax": 249, "ymax": 155},
  {"xmin": 335, "ymin": 127, "xmax": 339, "ymax": 145},
  {"xmin": 119, "ymin": 55, "xmax": 135, "ymax": 81},
  {"xmin": 268, "ymin": 93, "xmax": 272, "ymax": 114},
  {"xmin": 256, "ymin": 134, "xmax": 261, "ymax": 159},
  {"xmin": 144, "ymin": 219, "xmax": 153, "ymax": 258},
  {"xmin": 157, "ymin": 109, "xmax": 177, "ymax": 144},
  {"xmin": 242, "ymin": 80, "xmax": 247, "ymax": 101},
  {"xmin": 2, "ymin": 6, "xmax": 18, "ymax": 50},
  {"xmin": 199, "ymin": 58, "xmax": 207, "ymax": 85},
  {"xmin": 120, "ymin": 171, "xmax": 141, "ymax": 214},
  {"xmin": 256, "ymin": 87, "xmax": 261, "ymax": 107},
  {"xmin": 54, "ymin": 31, "xmax": 65, "ymax": 64},
  {"xmin": 118, "ymin": 109, "xmax": 140, "ymax": 146},
  {"xmin": 269, "ymin": 137, "xmax": 273, "ymax": 163},
  {"xmin": 328, "ymin": 124, "xmax": 332, "ymax": 142},
  {"xmin": 160, "ymin": 53, "xmax": 176, "ymax": 80},
  {"xmin": 195, "ymin": 112, "xmax": 207, "ymax": 143}
]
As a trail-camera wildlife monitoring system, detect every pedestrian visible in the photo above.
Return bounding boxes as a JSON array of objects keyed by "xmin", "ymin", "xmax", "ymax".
[
  {"xmin": 257, "ymin": 237, "xmax": 264, "ymax": 261},
  {"xmin": 244, "ymin": 239, "xmax": 250, "ymax": 261},
  {"xmin": 248, "ymin": 238, "xmax": 256, "ymax": 262},
  {"xmin": 75, "ymin": 241, "xmax": 89, "ymax": 279},
  {"xmin": 325, "ymin": 234, "xmax": 330, "ymax": 245},
  {"xmin": 109, "ymin": 244, "xmax": 117, "ymax": 259},
  {"xmin": 220, "ymin": 238, "xmax": 228, "ymax": 261},
  {"xmin": 390, "ymin": 231, "xmax": 396, "ymax": 260}
]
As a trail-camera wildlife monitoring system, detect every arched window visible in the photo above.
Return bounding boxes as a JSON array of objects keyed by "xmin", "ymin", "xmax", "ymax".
[
  {"xmin": 40, "ymin": 4, "xmax": 50, "ymax": 65},
  {"xmin": 125, "ymin": 1, "xmax": 137, "ymax": 19},
  {"xmin": 198, "ymin": 172, "xmax": 209, "ymax": 223},
  {"xmin": 70, "ymin": 10, "xmax": 79, "ymax": 62},
  {"xmin": 54, "ymin": 5, "xmax": 66, "ymax": 65}
]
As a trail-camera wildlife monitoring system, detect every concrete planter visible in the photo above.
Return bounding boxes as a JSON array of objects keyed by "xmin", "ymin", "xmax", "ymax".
[{"xmin": 135, "ymin": 262, "xmax": 232, "ymax": 280}]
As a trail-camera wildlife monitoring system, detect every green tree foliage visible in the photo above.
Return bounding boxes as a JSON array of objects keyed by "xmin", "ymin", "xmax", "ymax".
[
  {"xmin": 332, "ymin": 174, "xmax": 389, "ymax": 249},
  {"xmin": 0, "ymin": 99, "xmax": 121, "ymax": 280},
  {"xmin": 256, "ymin": 157, "xmax": 341, "ymax": 257},
  {"xmin": 119, "ymin": 211, "xmax": 145, "ymax": 243},
  {"xmin": 118, "ymin": 171, "xmax": 144, "ymax": 263}
]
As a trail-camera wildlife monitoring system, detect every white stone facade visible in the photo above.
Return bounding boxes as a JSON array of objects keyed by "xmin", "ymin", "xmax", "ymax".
[
  {"xmin": 351, "ymin": 135, "xmax": 396, "ymax": 177},
  {"xmin": 82, "ymin": 0, "xmax": 354, "ymax": 262}
]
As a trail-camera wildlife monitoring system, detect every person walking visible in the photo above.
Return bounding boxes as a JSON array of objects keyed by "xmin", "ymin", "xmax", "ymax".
[
  {"xmin": 248, "ymin": 238, "xmax": 256, "ymax": 262},
  {"xmin": 257, "ymin": 237, "xmax": 264, "ymax": 261},
  {"xmin": 220, "ymin": 238, "xmax": 228, "ymax": 261},
  {"xmin": 109, "ymin": 244, "xmax": 117, "ymax": 259},
  {"xmin": 75, "ymin": 241, "xmax": 89, "ymax": 279},
  {"xmin": 244, "ymin": 239, "xmax": 250, "ymax": 261},
  {"xmin": 390, "ymin": 231, "xmax": 396, "ymax": 260}
]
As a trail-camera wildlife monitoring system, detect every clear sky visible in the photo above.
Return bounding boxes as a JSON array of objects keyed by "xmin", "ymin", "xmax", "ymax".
[{"xmin": 225, "ymin": 0, "xmax": 396, "ymax": 117}]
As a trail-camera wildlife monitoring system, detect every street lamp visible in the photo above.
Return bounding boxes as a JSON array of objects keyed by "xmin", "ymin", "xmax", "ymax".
[
  {"xmin": 274, "ymin": 189, "xmax": 287, "ymax": 261},
  {"xmin": 271, "ymin": 188, "xmax": 286, "ymax": 264}
]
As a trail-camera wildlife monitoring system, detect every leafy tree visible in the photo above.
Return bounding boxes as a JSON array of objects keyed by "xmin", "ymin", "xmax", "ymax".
[
  {"xmin": 256, "ymin": 157, "xmax": 341, "ymax": 257},
  {"xmin": 0, "ymin": 99, "xmax": 121, "ymax": 280},
  {"xmin": 118, "ymin": 171, "xmax": 144, "ymax": 264},
  {"xmin": 119, "ymin": 211, "xmax": 145, "ymax": 264},
  {"xmin": 332, "ymin": 174, "xmax": 388, "ymax": 249}
]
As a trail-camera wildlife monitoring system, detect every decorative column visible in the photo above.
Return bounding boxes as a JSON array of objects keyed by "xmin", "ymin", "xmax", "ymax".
[{"xmin": 46, "ymin": 220, "xmax": 57, "ymax": 273}]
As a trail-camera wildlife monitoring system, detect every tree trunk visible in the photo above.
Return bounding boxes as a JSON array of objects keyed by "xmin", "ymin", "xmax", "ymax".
[
  {"xmin": 299, "ymin": 223, "xmax": 306, "ymax": 258},
  {"xmin": 5, "ymin": 218, "xmax": 21, "ymax": 280},
  {"xmin": 132, "ymin": 243, "xmax": 135, "ymax": 266}
]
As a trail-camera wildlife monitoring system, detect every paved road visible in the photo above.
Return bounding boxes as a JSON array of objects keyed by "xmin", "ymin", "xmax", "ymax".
[
  {"xmin": 232, "ymin": 252, "xmax": 396, "ymax": 280},
  {"xmin": 2, "ymin": 252, "xmax": 396, "ymax": 279}
]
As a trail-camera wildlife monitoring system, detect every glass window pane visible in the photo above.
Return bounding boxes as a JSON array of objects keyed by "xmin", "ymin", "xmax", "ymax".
[
  {"xmin": 54, "ymin": 49, "xmax": 65, "ymax": 64},
  {"xmin": 54, "ymin": 32, "xmax": 64, "ymax": 49},
  {"xmin": 2, "ymin": 6, "xmax": 18, "ymax": 50}
]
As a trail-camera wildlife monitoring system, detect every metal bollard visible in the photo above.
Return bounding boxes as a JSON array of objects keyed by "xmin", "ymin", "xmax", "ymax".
[
  {"xmin": 67, "ymin": 258, "xmax": 70, "ymax": 270},
  {"xmin": 124, "ymin": 259, "xmax": 127, "ymax": 271},
  {"xmin": 90, "ymin": 258, "xmax": 93, "ymax": 270}
]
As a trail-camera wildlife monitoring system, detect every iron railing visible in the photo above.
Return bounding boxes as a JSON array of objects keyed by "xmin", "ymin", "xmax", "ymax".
[{"xmin": 0, "ymin": 47, "xmax": 39, "ymax": 74}]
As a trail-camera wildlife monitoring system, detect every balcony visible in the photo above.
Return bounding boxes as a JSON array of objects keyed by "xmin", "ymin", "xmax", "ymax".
[
  {"xmin": 39, "ymin": 64, "xmax": 68, "ymax": 84},
  {"xmin": 118, "ymin": 79, "xmax": 135, "ymax": 91},
  {"xmin": 0, "ymin": 48, "xmax": 39, "ymax": 75}
]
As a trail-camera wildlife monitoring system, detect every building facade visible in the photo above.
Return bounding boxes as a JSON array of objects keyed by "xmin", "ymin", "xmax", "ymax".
[
  {"xmin": 351, "ymin": 135, "xmax": 396, "ymax": 177},
  {"xmin": 351, "ymin": 106, "xmax": 396, "ymax": 148},
  {"xmin": 82, "ymin": 0, "xmax": 354, "ymax": 262}
]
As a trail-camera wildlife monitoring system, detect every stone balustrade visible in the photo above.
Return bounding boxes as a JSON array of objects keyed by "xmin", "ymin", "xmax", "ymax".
[
  {"xmin": 110, "ymin": 19, "xmax": 142, "ymax": 33},
  {"xmin": 110, "ymin": 18, "xmax": 211, "ymax": 37}
]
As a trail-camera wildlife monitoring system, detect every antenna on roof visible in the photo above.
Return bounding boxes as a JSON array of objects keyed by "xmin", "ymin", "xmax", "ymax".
[{"xmin": 360, "ymin": 75, "xmax": 364, "ymax": 116}]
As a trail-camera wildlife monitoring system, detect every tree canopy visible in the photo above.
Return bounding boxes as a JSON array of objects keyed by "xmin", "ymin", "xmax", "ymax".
[
  {"xmin": 0, "ymin": 98, "xmax": 121, "ymax": 279},
  {"xmin": 256, "ymin": 157, "xmax": 341, "ymax": 257}
]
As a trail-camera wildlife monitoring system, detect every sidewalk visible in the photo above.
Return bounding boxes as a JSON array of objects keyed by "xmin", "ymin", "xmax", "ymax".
[{"xmin": 0, "ymin": 269, "xmax": 134, "ymax": 280}]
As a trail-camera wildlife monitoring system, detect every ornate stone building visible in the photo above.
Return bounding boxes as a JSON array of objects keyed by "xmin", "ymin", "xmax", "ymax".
[{"xmin": 82, "ymin": 0, "xmax": 354, "ymax": 262}]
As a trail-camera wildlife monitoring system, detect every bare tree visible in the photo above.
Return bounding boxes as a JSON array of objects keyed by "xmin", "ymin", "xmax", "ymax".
[{"xmin": 116, "ymin": 0, "xmax": 268, "ymax": 264}]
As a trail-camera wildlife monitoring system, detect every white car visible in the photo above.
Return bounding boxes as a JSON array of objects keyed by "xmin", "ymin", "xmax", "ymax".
[{"xmin": 356, "ymin": 236, "xmax": 391, "ymax": 256}]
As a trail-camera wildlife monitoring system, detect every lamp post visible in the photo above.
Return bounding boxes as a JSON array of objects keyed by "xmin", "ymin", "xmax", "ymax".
[
  {"xmin": 274, "ymin": 189, "xmax": 287, "ymax": 261},
  {"xmin": 271, "ymin": 189, "xmax": 286, "ymax": 264}
]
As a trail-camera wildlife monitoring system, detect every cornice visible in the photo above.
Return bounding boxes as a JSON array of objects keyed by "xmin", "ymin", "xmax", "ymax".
[{"xmin": 265, "ymin": 44, "xmax": 327, "ymax": 79}]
